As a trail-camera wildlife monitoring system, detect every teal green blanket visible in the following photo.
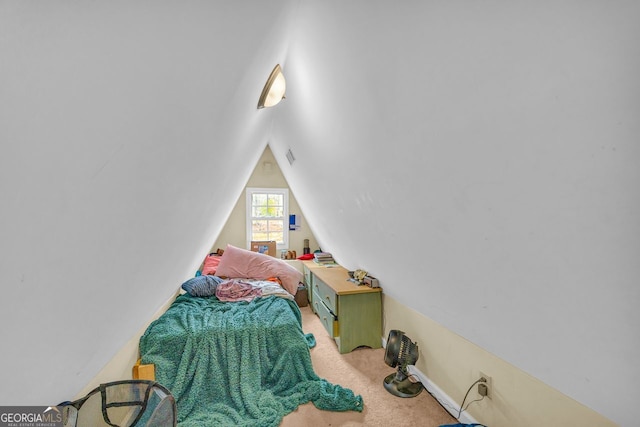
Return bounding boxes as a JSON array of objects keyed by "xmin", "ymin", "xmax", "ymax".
[{"xmin": 140, "ymin": 293, "xmax": 363, "ymax": 426}]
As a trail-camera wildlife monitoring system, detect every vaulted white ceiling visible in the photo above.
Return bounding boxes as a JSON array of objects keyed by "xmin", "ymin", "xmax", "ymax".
[{"xmin": 1, "ymin": 2, "xmax": 638, "ymax": 425}]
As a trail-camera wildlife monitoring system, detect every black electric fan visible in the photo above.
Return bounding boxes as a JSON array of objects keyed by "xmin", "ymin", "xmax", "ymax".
[{"xmin": 383, "ymin": 330, "xmax": 424, "ymax": 398}]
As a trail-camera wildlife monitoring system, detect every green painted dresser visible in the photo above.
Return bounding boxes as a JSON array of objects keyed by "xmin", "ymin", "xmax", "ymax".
[{"xmin": 303, "ymin": 261, "xmax": 382, "ymax": 354}]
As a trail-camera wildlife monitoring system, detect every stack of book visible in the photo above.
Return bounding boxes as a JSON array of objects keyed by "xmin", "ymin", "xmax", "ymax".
[{"xmin": 313, "ymin": 252, "xmax": 336, "ymax": 266}]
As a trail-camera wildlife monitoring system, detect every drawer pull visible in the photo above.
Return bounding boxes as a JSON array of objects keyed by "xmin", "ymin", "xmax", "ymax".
[{"xmin": 325, "ymin": 296, "xmax": 330, "ymax": 301}]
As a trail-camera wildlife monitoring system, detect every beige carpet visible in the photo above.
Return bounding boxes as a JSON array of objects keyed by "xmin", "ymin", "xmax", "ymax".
[{"xmin": 281, "ymin": 305, "xmax": 457, "ymax": 427}]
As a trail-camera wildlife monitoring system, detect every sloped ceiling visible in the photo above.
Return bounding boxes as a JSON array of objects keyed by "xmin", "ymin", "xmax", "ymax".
[
  {"xmin": 0, "ymin": 0, "xmax": 296, "ymax": 406},
  {"xmin": 269, "ymin": 2, "xmax": 639, "ymax": 425},
  {"xmin": 1, "ymin": 2, "xmax": 638, "ymax": 426}
]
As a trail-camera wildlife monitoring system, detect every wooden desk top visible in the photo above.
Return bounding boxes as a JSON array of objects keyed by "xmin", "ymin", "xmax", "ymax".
[{"xmin": 302, "ymin": 260, "xmax": 382, "ymax": 296}]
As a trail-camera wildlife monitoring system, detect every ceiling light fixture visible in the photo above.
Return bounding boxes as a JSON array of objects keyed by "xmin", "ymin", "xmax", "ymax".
[{"xmin": 257, "ymin": 64, "xmax": 286, "ymax": 109}]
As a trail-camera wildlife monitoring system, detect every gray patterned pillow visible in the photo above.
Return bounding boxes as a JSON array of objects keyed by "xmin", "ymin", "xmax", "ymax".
[{"xmin": 181, "ymin": 275, "xmax": 223, "ymax": 297}]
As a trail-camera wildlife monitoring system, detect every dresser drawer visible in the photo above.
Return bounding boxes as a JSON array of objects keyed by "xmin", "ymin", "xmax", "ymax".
[
  {"xmin": 313, "ymin": 290, "xmax": 338, "ymax": 337},
  {"xmin": 303, "ymin": 260, "xmax": 381, "ymax": 354},
  {"xmin": 312, "ymin": 276, "xmax": 337, "ymax": 314},
  {"xmin": 304, "ymin": 266, "xmax": 316, "ymax": 313},
  {"xmin": 304, "ymin": 266, "xmax": 313, "ymax": 287}
]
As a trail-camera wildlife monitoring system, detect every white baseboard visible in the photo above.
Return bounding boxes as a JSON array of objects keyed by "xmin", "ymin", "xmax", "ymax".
[{"xmin": 407, "ymin": 364, "xmax": 480, "ymax": 425}]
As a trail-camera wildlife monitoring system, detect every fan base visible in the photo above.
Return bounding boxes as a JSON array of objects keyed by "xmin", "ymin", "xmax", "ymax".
[{"xmin": 383, "ymin": 373, "xmax": 424, "ymax": 398}]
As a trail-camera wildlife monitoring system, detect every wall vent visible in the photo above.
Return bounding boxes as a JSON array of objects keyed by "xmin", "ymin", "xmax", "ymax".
[{"xmin": 286, "ymin": 148, "xmax": 296, "ymax": 165}]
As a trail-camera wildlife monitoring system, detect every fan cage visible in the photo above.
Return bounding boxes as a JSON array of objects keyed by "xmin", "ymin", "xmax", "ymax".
[{"xmin": 383, "ymin": 330, "xmax": 423, "ymax": 398}]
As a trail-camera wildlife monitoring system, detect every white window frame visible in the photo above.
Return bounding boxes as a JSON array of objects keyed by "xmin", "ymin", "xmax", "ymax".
[{"xmin": 246, "ymin": 187, "xmax": 289, "ymax": 251}]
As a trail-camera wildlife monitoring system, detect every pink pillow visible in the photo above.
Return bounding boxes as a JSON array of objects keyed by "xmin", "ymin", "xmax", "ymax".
[
  {"xmin": 201, "ymin": 254, "xmax": 222, "ymax": 275},
  {"xmin": 216, "ymin": 244, "xmax": 302, "ymax": 295}
]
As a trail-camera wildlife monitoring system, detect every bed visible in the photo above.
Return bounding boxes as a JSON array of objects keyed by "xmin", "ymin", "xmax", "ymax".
[{"xmin": 139, "ymin": 245, "xmax": 363, "ymax": 426}]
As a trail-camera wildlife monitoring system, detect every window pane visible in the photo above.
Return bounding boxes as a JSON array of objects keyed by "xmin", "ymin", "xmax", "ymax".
[
  {"xmin": 267, "ymin": 194, "xmax": 283, "ymax": 206},
  {"xmin": 247, "ymin": 188, "xmax": 288, "ymax": 249},
  {"xmin": 265, "ymin": 206, "xmax": 284, "ymax": 217},
  {"xmin": 270, "ymin": 231, "xmax": 284, "ymax": 243},
  {"xmin": 254, "ymin": 232, "xmax": 269, "ymax": 241},
  {"xmin": 268, "ymin": 220, "xmax": 284, "ymax": 232},
  {"xmin": 253, "ymin": 206, "xmax": 269, "ymax": 217},
  {"xmin": 252, "ymin": 194, "xmax": 267, "ymax": 206},
  {"xmin": 252, "ymin": 220, "xmax": 267, "ymax": 234}
]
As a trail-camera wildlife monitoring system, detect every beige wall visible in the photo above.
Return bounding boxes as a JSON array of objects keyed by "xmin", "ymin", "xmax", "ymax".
[
  {"xmin": 211, "ymin": 144, "xmax": 319, "ymax": 258},
  {"xmin": 382, "ymin": 295, "xmax": 616, "ymax": 427}
]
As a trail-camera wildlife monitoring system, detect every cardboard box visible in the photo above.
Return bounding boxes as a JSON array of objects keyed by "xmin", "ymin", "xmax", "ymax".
[
  {"xmin": 294, "ymin": 284, "xmax": 308, "ymax": 307},
  {"xmin": 251, "ymin": 241, "xmax": 276, "ymax": 257}
]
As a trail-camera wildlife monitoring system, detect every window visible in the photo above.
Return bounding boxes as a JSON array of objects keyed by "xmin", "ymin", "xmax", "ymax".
[{"xmin": 246, "ymin": 187, "xmax": 289, "ymax": 250}]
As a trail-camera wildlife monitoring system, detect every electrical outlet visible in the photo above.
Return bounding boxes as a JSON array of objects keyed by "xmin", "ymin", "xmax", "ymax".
[
  {"xmin": 479, "ymin": 371, "xmax": 492, "ymax": 399},
  {"xmin": 478, "ymin": 383, "xmax": 488, "ymax": 397}
]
